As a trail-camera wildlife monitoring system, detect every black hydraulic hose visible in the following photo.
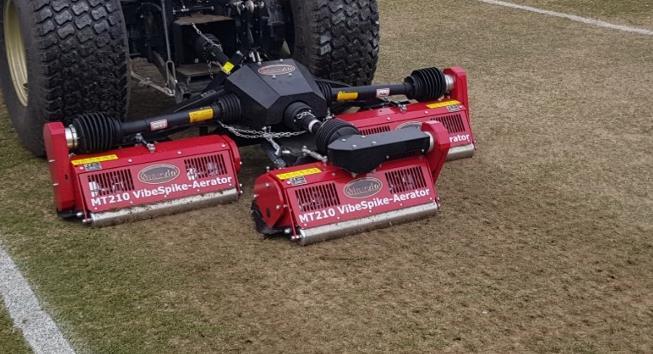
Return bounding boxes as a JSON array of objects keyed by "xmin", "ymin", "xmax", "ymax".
[
  {"xmin": 203, "ymin": 52, "xmax": 246, "ymax": 93},
  {"xmin": 194, "ymin": 32, "xmax": 230, "ymax": 65}
]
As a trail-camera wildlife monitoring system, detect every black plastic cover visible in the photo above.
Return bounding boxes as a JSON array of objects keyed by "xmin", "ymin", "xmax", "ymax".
[
  {"xmin": 327, "ymin": 127, "xmax": 432, "ymax": 174},
  {"xmin": 225, "ymin": 59, "xmax": 328, "ymax": 129}
]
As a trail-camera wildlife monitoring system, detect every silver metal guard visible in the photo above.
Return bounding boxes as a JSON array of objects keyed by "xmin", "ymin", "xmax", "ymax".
[
  {"xmin": 86, "ymin": 189, "xmax": 239, "ymax": 227},
  {"xmin": 298, "ymin": 202, "xmax": 439, "ymax": 246},
  {"xmin": 447, "ymin": 144, "xmax": 476, "ymax": 161}
]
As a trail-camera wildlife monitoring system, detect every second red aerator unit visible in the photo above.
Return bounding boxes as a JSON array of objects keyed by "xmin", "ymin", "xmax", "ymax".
[{"xmin": 44, "ymin": 59, "xmax": 475, "ymax": 245}]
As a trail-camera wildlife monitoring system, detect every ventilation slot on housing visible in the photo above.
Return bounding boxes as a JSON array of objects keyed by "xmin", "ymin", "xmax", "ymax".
[
  {"xmin": 88, "ymin": 169, "xmax": 134, "ymax": 197},
  {"xmin": 294, "ymin": 183, "xmax": 341, "ymax": 212},
  {"xmin": 184, "ymin": 154, "xmax": 227, "ymax": 180},
  {"xmin": 431, "ymin": 114, "xmax": 465, "ymax": 133},
  {"xmin": 385, "ymin": 167, "xmax": 427, "ymax": 194},
  {"xmin": 360, "ymin": 125, "xmax": 391, "ymax": 136}
]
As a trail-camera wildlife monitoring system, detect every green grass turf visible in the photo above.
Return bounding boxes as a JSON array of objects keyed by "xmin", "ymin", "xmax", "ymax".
[
  {"xmin": 0, "ymin": 103, "xmax": 227, "ymax": 352},
  {"xmin": 511, "ymin": 0, "xmax": 653, "ymax": 27},
  {"xmin": 0, "ymin": 304, "xmax": 31, "ymax": 353}
]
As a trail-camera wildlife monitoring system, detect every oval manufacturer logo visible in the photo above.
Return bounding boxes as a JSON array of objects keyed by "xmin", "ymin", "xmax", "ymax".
[
  {"xmin": 344, "ymin": 177, "xmax": 383, "ymax": 199},
  {"xmin": 258, "ymin": 64, "xmax": 296, "ymax": 76},
  {"xmin": 138, "ymin": 164, "xmax": 180, "ymax": 185}
]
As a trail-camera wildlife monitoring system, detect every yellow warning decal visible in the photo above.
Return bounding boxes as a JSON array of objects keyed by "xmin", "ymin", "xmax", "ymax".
[
  {"xmin": 222, "ymin": 61, "xmax": 235, "ymax": 74},
  {"xmin": 71, "ymin": 154, "xmax": 119, "ymax": 166},
  {"xmin": 426, "ymin": 100, "xmax": 462, "ymax": 109},
  {"xmin": 337, "ymin": 91, "xmax": 359, "ymax": 101},
  {"xmin": 189, "ymin": 107, "xmax": 215, "ymax": 123},
  {"xmin": 276, "ymin": 167, "xmax": 322, "ymax": 180}
]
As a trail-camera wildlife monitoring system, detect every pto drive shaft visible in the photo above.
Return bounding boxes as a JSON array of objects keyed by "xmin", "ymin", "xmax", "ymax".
[
  {"xmin": 65, "ymin": 94, "xmax": 241, "ymax": 154},
  {"xmin": 322, "ymin": 67, "xmax": 455, "ymax": 103}
]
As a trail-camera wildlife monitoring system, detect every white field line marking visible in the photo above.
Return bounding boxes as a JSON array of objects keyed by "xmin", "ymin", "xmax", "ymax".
[
  {"xmin": 476, "ymin": 0, "xmax": 653, "ymax": 36},
  {"xmin": 0, "ymin": 245, "xmax": 75, "ymax": 354}
]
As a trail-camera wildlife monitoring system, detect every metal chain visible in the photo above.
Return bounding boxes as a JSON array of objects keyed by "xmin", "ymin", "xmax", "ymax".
[{"xmin": 217, "ymin": 121, "xmax": 306, "ymax": 139}]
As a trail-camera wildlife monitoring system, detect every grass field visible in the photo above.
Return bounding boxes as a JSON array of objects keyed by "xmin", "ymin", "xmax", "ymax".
[
  {"xmin": 0, "ymin": 0, "xmax": 652, "ymax": 352},
  {"xmin": 0, "ymin": 305, "xmax": 29, "ymax": 353},
  {"xmin": 513, "ymin": 0, "xmax": 653, "ymax": 27}
]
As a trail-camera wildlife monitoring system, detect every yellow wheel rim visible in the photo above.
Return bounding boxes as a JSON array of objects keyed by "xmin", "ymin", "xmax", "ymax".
[{"xmin": 4, "ymin": 0, "xmax": 28, "ymax": 106}]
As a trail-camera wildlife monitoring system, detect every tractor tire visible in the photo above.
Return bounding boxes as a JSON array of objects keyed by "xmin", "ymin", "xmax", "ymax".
[
  {"xmin": 288, "ymin": 0, "xmax": 380, "ymax": 86},
  {"xmin": 0, "ymin": 0, "xmax": 129, "ymax": 156}
]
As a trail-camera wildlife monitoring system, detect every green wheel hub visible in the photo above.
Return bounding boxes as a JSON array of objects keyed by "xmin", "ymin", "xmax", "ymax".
[{"xmin": 4, "ymin": 0, "xmax": 28, "ymax": 106}]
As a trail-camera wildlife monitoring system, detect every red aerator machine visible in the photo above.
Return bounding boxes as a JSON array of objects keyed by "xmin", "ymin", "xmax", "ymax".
[{"xmin": 44, "ymin": 59, "xmax": 475, "ymax": 244}]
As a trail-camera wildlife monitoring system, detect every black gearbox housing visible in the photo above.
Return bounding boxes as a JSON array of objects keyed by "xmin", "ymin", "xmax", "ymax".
[
  {"xmin": 225, "ymin": 59, "xmax": 328, "ymax": 129},
  {"xmin": 327, "ymin": 127, "xmax": 433, "ymax": 174}
]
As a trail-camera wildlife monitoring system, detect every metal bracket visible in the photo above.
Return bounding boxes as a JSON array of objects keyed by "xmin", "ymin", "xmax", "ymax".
[
  {"xmin": 131, "ymin": 69, "xmax": 176, "ymax": 97},
  {"xmin": 134, "ymin": 133, "xmax": 156, "ymax": 153}
]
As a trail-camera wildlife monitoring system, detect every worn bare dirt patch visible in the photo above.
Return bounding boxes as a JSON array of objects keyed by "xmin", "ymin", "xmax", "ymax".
[{"xmin": 0, "ymin": 0, "xmax": 651, "ymax": 352}]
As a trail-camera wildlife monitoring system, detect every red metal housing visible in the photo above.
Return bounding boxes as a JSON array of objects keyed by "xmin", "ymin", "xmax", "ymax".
[
  {"xmin": 42, "ymin": 67, "xmax": 475, "ymax": 238},
  {"xmin": 44, "ymin": 122, "xmax": 242, "ymax": 226},
  {"xmin": 339, "ymin": 67, "xmax": 475, "ymax": 161},
  {"xmin": 253, "ymin": 121, "xmax": 451, "ymax": 245}
]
